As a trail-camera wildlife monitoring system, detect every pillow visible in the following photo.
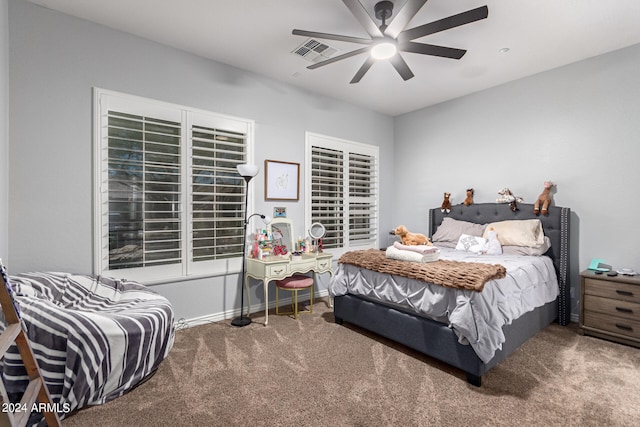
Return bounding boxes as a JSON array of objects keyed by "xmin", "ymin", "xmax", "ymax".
[
  {"xmin": 502, "ymin": 236, "xmax": 552, "ymax": 256},
  {"xmin": 432, "ymin": 218, "xmax": 486, "ymax": 247},
  {"xmin": 455, "ymin": 234, "xmax": 487, "ymax": 254},
  {"xmin": 482, "ymin": 219, "xmax": 544, "ymax": 248}
]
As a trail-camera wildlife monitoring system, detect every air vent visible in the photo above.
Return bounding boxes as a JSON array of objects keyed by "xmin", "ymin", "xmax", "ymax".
[{"xmin": 292, "ymin": 39, "xmax": 338, "ymax": 63}]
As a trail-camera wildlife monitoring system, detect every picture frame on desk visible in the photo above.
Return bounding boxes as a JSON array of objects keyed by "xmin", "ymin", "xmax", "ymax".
[{"xmin": 265, "ymin": 160, "xmax": 300, "ymax": 201}]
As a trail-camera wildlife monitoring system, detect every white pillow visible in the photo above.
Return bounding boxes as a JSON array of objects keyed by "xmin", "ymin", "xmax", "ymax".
[
  {"xmin": 455, "ymin": 234, "xmax": 487, "ymax": 254},
  {"xmin": 502, "ymin": 236, "xmax": 552, "ymax": 256}
]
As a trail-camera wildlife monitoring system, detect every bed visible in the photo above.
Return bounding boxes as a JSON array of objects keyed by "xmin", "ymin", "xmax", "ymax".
[
  {"xmin": 330, "ymin": 202, "xmax": 570, "ymax": 386},
  {"xmin": 0, "ymin": 272, "xmax": 175, "ymax": 424}
]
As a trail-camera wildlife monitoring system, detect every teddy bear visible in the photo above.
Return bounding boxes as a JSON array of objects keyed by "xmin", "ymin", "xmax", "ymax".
[
  {"xmin": 441, "ymin": 192, "xmax": 451, "ymax": 213},
  {"xmin": 534, "ymin": 181, "xmax": 554, "ymax": 215},
  {"xmin": 463, "ymin": 188, "xmax": 474, "ymax": 206},
  {"xmin": 394, "ymin": 225, "xmax": 432, "ymax": 246}
]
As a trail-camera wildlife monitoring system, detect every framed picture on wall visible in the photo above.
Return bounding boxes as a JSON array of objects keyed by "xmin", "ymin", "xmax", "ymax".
[{"xmin": 264, "ymin": 160, "xmax": 300, "ymax": 201}]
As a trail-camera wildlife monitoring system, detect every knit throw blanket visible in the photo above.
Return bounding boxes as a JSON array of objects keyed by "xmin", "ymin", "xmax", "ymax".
[{"xmin": 338, "ymin": 249, "xmax": 506, "ymax": 292}]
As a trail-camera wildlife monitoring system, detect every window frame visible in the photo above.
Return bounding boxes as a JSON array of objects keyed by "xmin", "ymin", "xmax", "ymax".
[
  {"xmin": 93, "ymin": 88, "xmax": 255, "ymax": 284},
  {"xmin": 304, "ymin": 132, "xmax": 379, "ymax": 257}
]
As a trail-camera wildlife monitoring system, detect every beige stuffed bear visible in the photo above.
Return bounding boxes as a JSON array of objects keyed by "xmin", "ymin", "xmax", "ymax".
[{"xmin": 394, "ymin": 225, "xmax": 432, "ymax": 246}]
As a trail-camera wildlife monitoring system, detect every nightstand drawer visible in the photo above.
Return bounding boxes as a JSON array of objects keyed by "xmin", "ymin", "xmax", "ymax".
[
  {"xmin": 584, "ymin": 294, "xmax": 639, "ymax": 321},
  {"xmin": 584, "ymin": 311, "xmax": 640, "ymax": 340},
  {"xmin": 584, "ymin": 278, "xmax": 640, "ymax": 304}
]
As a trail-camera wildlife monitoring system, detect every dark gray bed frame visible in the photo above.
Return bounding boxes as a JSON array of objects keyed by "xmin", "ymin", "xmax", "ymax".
[{"xmin": 333, "ymin": 202, "xmax": 570, "ymax": 386}]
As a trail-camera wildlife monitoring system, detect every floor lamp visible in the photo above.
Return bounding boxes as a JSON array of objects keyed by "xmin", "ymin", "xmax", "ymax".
[{"xmin": 232, "ymin": 164, "xmax": 270, "ymax": 327}]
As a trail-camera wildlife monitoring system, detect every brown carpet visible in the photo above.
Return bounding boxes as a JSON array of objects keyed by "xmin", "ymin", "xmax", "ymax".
[{"xmin": 63, "ymin": 299, "xmax": 640, "ymax": 426}]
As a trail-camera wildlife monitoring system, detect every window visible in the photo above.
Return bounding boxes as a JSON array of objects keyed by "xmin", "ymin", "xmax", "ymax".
[
  {"xmin": 94, "ymin": 89, "xmax": 254, "ymax": 282},
  {"xmin": 305, "ymin": 132, "xmax": 379, "ymax": 255}
]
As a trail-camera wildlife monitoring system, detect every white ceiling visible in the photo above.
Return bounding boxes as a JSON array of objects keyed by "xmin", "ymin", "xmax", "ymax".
[{"xmin": 26, "ymin": 0, "xmax": 640, "ymax": 116}]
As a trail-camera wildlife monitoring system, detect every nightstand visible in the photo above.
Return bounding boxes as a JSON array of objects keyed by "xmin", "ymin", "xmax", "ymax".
[{"xmin": 579, "ymin": 270, "xmax": 640, "ymax": 348}]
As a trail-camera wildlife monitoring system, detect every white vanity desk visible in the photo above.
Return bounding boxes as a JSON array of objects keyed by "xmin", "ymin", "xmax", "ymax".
[
  {"xmin": 245, "ymin": 252, "xmax": 333, "ymax": 325},
  {"xmin": 244, "ymin": 218, "xmax": 333, "ymax": 325}
]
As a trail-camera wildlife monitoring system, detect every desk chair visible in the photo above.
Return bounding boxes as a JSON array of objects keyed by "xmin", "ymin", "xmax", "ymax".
[{"xmin": 275, "ymin": 275, "xmax": 313, "ymax": 319}]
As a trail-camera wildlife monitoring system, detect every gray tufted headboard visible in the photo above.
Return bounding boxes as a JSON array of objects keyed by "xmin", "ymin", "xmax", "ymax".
[{"xmin": 428, "ymin": 202, "xmax": 571, "ymax": 326}]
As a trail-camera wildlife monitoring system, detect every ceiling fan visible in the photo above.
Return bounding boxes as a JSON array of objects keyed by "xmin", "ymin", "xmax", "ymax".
[{"xmin": 292, "ymin": 0, "xmax": 488, "ymax": 83}]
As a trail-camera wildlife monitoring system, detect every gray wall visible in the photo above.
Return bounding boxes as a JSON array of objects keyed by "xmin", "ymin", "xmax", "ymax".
[
  {"xmin": 1, "ymin": 0, "xmax": 8, "ymax": 263},
  {"xmin": 9, "ymin": 0, "xmax": 639, "ymax": 322},
  {"xmin": 394, "ymin": 43, "xmax": 640, "ymax": 315},
  {"xmin": 7, "ymin": 0, "xmax": 394, "ymax": 321}
]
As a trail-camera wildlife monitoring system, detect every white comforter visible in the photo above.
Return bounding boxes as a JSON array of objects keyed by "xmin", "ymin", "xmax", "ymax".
[{"xmin": 329, "ymin": 248, "xmax": 558, "ymax": 363}]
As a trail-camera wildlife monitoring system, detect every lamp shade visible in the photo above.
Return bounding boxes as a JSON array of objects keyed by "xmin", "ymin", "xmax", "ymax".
[{"xmin": 237, "ymin": 164, "xmax": 259, "ymax": 178}]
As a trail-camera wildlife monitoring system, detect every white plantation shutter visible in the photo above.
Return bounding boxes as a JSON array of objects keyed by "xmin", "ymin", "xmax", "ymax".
[
  {"xmin": 95, "ymin": 89, "xmax": 253, "ymax": 282},
  {"xmin": 306, "ymin": 133, "xmax": 379, "ymax": 253},
  {"xmin": 348, "ymin": 152, "xmax": 377, "ymax": 244},
  {"xmin": 106, "ymin": 111, "xmax": 182, "ymax": 270},
  {"xmin": 310, "ymin": 146, "xmax": 345, "ymax": 248},
  {"xmin": 190, "ymin": 124, "xmax": 246, "ymax": 262}
]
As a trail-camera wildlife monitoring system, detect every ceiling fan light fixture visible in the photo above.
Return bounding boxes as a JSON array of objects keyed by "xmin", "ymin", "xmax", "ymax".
[
  {"xmin": 371, "ymin": 40, "xmax": 397, "ymax": 60},
  {"xmin": 293, "ymin": 2, "xmax": 489, "ymax": 83}
]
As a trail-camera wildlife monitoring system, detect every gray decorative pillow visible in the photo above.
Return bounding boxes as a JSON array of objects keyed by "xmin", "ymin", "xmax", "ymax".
[{"xmin": 432, "ymin": 217, "xmax": 486, "ymax": 247}]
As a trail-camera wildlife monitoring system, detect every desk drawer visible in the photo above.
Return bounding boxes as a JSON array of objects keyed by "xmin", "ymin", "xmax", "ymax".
[
  {"xmin": 316, "ymin": 258, "xmax": 332, "ymax": 273},
  {"xmin": 584, "ymin": 278, "xmax": 640, "ymax": 304},
  {"xmin": 584, "ymin": 294, "xmax": 639, "ymax": 322},
  {"xmin": 266, "ymin": 264, "xmax": 289, "ymax": 278}
]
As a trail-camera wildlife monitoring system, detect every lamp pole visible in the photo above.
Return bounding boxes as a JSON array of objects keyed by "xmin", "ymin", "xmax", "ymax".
[
  {"xmin": 231, "ymin": 164, "xmax": 269, "ymax": 327},
  {"xmin": 231, "ymin": 173, "xmax": 252, "ymax": 327}
]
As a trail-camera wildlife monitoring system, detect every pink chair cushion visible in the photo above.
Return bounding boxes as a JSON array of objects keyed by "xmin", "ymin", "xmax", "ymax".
[{"xmin": 276, "ymin": 275, "xmax": 314, "ymax": 289}]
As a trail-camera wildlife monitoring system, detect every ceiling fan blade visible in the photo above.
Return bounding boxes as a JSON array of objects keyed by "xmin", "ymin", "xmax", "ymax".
[
  {"xmin": 342, "ymin": 0, "xmax": 383, "ymax": 38},
  {"xmin": 307, "ymin": 46, "xmax": 370, "ymax": 70},
  {"xmin": 400, "ymin": 41, "xmax": 466, "ymax": 59},
  {"xmin": 397, "ymin": 5, "xmax": 488, "ymax": 43},
  {"xmin": 350, "ymin": 57, "xmax": 376, "ymax": 84},
  {"xmin": 383, "ymin": 0, "xmax": 428, "ymax": 38},
  {"xmin": 389, "ymin": 54, "xmax": 415, "ymax": 81},
  {"xmin": 292, "ymin": 29, "xmax": 372, "ymax": 45}
]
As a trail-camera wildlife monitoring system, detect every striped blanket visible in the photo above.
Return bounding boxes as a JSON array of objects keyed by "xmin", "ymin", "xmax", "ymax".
[{"xmin": 1, "ymin": 272, "xmax": 175, "ymax": 424}]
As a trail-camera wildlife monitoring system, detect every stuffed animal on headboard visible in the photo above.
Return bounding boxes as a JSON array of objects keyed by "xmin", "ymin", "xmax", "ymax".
[
  {"xmin": 394, "ymin": 225, "xmax": 432, "ymax": 246},
  {"xmin": 534, "ymin": 181, "xmax": 554, "ymax": 215},
  {"xmin": 463, "ymin": 188, "xmax": 474, "ymax": 206},
  {"xmin": 441, "ymin": 192, "xmax": 451, "ymax": 213},
  {"xmin": 496, "ymin": 187, "xmax": 523, "ymax": 212}
]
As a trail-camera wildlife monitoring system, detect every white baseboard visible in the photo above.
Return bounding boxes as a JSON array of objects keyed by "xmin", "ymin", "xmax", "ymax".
[
  {"xmin": 174, "ymin": 289, "xmax": 330, "ymax": 329},
  {"xmin": 175, "ymin": 291, "xmax": 580, "ymax": 329}
]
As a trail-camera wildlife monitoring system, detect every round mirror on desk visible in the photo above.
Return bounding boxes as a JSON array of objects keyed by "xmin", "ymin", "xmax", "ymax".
[{"xmin": 308, "ymin": 222, "xmax": 326, "ymax": 253}]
